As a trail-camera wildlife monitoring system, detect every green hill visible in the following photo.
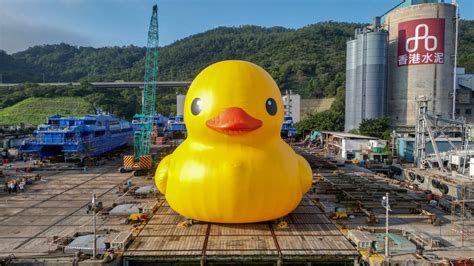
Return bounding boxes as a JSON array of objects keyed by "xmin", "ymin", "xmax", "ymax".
[{"xmin": 0, "ymin": 97, "xmax": 94, "ymax": 126}]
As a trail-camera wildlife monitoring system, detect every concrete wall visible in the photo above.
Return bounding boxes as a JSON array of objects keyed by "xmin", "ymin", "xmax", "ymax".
[
  {"xmin": 385, "ymin": 3, "xmax": 456, "ymax": 127},
  {"xmin": 342, "ymin": 139, "xmax": 370, "ymax": 159},
  {"xmin": 300, "ymin": 98, "xmax": 335, "ymax": 119}
]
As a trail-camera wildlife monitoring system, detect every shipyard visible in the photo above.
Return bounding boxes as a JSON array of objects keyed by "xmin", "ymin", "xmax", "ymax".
[{"xmin": 0, "ymin": 0, "xmax": 473, "ymax": 265}]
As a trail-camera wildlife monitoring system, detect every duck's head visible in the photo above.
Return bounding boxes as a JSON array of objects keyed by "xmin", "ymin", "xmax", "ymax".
[{"xmin": 184, "ymin": 60, "xmax": 283, "ymax": 144}]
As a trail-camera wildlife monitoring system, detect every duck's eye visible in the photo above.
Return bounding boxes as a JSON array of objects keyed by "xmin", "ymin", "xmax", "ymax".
[
  {"xmin": 191, "ymin": 98, "xmax": 202, "ymax": 115},
  {"xmin": 265, "ymin": 98, "xmax": 277, "ymax": 116}
]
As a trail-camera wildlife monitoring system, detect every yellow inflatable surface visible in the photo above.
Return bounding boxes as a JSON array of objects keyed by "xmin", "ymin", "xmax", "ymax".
[{"xmin": 155, "ymin": 60, "xmax": 312, "ymax": 223}]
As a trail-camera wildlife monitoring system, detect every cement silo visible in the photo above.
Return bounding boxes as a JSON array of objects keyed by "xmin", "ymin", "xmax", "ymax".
[
  {"xmin": 344, "ymin": 39, "xmax": 357, "ymax": 131},
  {"xmin": 384, "ymin": 3, "xmax": 456, "ymax": 127},
  {"xmin": 345, "ymin": 24, "xmax": 388, "ymax": 132},
  {"xmin": 176, "ymin": 94, "xmax": 186, "ymax": 116}
]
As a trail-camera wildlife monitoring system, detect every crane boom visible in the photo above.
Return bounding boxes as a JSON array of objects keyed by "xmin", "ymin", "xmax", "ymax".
[{"xmin": 134, "ymin": 4, "xmax": 159, "ymax": 161}]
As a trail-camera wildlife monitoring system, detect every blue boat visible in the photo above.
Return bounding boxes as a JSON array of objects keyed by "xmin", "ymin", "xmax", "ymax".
[
  {"xmin": 164, "ymin": 115, "xmax": 187, "ymax": 139},
  {"xmin": 153, "ymin": 114, "xmax": 169, "ymax": 135},
  {"xmin": 281, "ymin": 115, "xmax": 298, "ymax": 138},
  {"xmin": 132, "ymin": 114, "xmax": 169, "ymax": 136},
  {"xmin": 20, "ymin": 114, "xmax": 133, "ymax": 161}
]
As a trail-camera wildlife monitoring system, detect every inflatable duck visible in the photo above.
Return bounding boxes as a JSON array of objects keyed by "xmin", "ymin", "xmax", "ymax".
[{"xmin": 155, "ymin": 60, "xmax": 312, "ymax": 223}]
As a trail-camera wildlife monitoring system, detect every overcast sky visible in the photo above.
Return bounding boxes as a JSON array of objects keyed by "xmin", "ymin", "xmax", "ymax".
[{"xmin": 1, "ymin": 0, "xmax": 473, "ymax": 54}]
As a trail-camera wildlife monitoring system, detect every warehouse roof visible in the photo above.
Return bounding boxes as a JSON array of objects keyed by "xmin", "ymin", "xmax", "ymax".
[{"xmin": 321, "ymin": 131, "xmax": 379, "ymax": 140}]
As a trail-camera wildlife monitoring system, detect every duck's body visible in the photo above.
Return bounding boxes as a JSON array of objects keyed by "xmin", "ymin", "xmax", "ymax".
[
  {"xmin": 157, "ymin": 140, "xmax": 311, "ymax": 223},
  {"xmin": 155, "ymin": 60, "xmax": 312, "ymax": 223}
]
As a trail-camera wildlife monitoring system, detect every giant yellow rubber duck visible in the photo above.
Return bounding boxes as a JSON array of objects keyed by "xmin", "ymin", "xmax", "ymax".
[{"xmin": 155, "ymin": 60, "xmax": 312, "ymax": 223}]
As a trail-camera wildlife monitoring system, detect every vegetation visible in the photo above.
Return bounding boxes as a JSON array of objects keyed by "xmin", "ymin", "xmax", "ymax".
[
  {"xmin": 355, "ymin": 117, "xmax": 391, "ymax": 140},
  {"xmin": 459, "ymin": 20, "xmax": 474, "ymax": 73},
  {"xmin": 0, "ymin": 97, "xmax": 94, "ymax": 126},
  {"xmin": 0, "ymin": 20, "xmax": 473, "ymax": 126},
  {"xmin": 0, "ymin": 22, "xmax": 362, "ymax": 100}
]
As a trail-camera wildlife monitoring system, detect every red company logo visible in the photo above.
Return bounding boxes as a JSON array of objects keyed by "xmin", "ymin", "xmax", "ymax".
[{"xmin": 397, "ymin": 18, "xmax": 445, "ymax": 66}]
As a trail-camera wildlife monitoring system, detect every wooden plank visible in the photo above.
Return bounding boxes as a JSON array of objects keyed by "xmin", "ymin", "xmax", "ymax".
[
  {"xmin": 1, "ymin": 215, "xmax": 67, "ymax": 226},
  {"xmin": 126, "ymin": 236, "xmax": 205, "ymax": 255},
  {"xmin": 0, "ymin": 225, "xmax": 49, "ymax": 238},
  {"xmin": 292, "ymin": 205, "xmax": 323, "ymax": 214},
  {"xmin": 206, "ymin": 235, "xmax": 277, "ymax": 255},
  {"xmin": 209, "ymin": 223, "xmax": 271, "ymax": 236},
  {"xmin": 147, "ymin": 214, "xmax": 184, "ymax": 225},
  {"xmin": 272, "ymin": 223, "xmax": 340, "ymax": 236},
  {"xmin": 277, "ymin": 235, "xmax": 357, "ymax": 256},
  {"xmin": 287, "ymin": 213, "xmax": 332, "ymax": 224},
  {"xmin": 140, "ymin": 224, "xmax": 208, "ymax": 236}
]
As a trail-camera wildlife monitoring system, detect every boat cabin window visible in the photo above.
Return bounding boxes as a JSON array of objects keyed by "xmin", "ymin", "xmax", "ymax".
[
  {"xmin": 84, "ymin": 120, "xmax": 96, "ymax": 125},
  {"xmin": 48, "ymin": 120, "xmax": 60, "ymax": 126}
]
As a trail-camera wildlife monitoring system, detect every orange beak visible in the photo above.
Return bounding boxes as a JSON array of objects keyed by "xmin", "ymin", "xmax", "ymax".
[{"xmin": 206, "ymin": 107, "xmax": 262, "ymax": 135}]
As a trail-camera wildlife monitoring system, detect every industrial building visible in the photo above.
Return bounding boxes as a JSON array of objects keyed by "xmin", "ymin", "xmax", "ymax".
[
  {"xmin": 344, "ymin": 19, "xmax": 388, "ymax": 131},
  {"xmin": 396, "ymin": 137, "xmax": 463, "ymax": 162},
  {"xmin": 319, "ymin": 131, "xmax": 388, "ymax": 160},
  {"xmin": 455, "ymin": 67, "xmax": 474, "ymax": 122},
  {"xmin": 345, "ymin": 0, "xmax": 460, "ymax": 131},
  {"xmin": 282, "ymin": 92, "xmax": 301, "ymax": 123}
]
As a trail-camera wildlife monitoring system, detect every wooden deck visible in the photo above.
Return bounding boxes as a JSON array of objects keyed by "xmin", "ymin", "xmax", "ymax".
[{"xmin": 124, "ymin": 195, "xmax": 358, "ymax": 264}]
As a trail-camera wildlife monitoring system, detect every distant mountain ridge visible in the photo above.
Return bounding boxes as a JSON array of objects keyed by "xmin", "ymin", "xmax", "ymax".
[
  {"xmin": 1, "ymin": 22, "xmax": 369, "ymax": 99},
  {"xmin": 1, "ymin": 21, "xmax": 473, "ymax": 98}
]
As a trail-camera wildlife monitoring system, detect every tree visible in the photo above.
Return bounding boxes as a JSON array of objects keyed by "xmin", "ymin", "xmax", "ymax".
[
  {"xmin": 358, "ymin": 117, "xmax": 391, "ymax": 139},
  {"xmin": 296, "ymin": 110, "xmax": 344, "ymax": 132}
]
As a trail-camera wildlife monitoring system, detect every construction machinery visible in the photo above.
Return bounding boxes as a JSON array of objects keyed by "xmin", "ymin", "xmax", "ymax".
[
  {"xmin": 122, "ymin": 5, "xmax": 159, "ymax": 173},
  {"xmin": 329, "ymin": 207, "xmax": 349, "ymax": 220},
  {"xmin": 126, "ymin": 213, "xmax": 149, "ymax": 224}
]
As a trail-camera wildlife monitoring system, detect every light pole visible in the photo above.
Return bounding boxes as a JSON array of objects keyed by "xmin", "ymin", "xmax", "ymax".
[
  {"xmin": 87, "ymin": 193, "xmax": 100, "ymax": 260},
  {"xmin": 381, "ymin": 193, "xmax": 391, "ymax": 257},
  {"xmin": 92, "ymin": 194, "xmax": 97, "ymax": 259}
]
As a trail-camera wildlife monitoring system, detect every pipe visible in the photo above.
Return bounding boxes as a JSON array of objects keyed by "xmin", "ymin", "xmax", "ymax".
[{"xmin": 452, "ymin": 0, "xmax": 459, "ymax": 119}]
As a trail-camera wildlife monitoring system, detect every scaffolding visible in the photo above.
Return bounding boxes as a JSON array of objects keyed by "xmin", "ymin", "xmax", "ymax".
[
  {"xmin": 414, "ymin": 95, "xmax": 467, "ymax": 172},
  {"xmin": 450, "ymin": 185, "xmax": 474, "ymax": 247}
]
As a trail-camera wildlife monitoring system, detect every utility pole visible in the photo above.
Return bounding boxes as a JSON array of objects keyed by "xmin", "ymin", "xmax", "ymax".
[
  {"xmin": 391, "ymin": 130, "xmax": 396, "ymax": 157},
  {"xmin": 92, "ymin": 193, "xmax": 97, "ymax": 259},
  {"xmin": 87, "ymin": 193, "xmax": 101, "ymax": 260},
  {"xmin": 382, "ymin": 193, "xmax": 391, "ymax": 258}
]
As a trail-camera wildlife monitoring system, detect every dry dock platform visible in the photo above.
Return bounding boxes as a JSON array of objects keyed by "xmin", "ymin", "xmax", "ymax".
[{"xmin": 124, "ymin": 195, "xmax": 358, "ymax": 265}]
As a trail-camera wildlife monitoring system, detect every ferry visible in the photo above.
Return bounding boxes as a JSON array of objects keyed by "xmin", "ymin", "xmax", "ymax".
[
  {"xmin": 20, "ymin": 114, "xmax": 133, "ymax": 161},
  {"xmin": 164, "ymin": 115, "xmax": 187, "ymax": 139}
]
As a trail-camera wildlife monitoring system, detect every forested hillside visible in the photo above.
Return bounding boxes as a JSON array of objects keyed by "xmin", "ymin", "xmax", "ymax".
[
  {"xmin": 0, "ymin": 22, "xmax": 363, "ymax": 99},
  {"xmin": 0, "ymin": 20, "xmax": 473, "ymax": 126}
]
